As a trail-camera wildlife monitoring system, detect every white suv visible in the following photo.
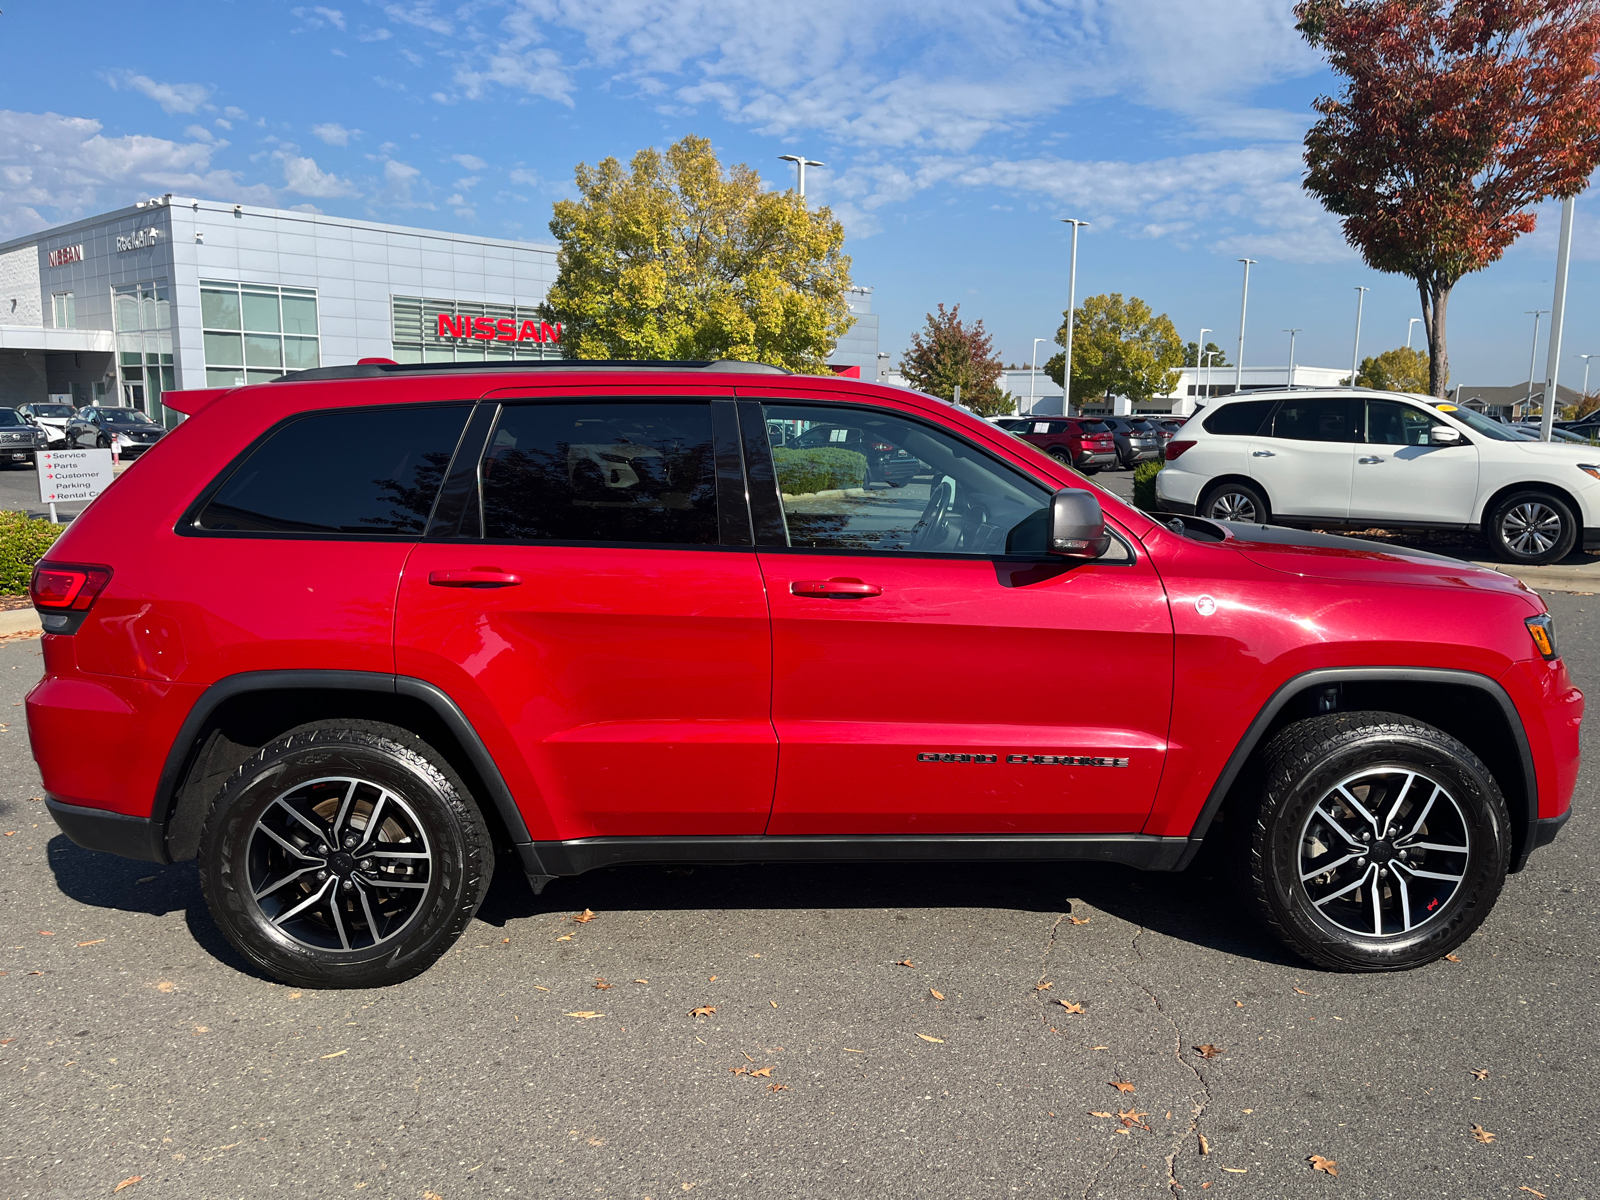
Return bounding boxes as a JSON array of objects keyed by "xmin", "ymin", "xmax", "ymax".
[{"xmin": 1154, "ymin": 389, "xmax": 1600, "ymax": 565}]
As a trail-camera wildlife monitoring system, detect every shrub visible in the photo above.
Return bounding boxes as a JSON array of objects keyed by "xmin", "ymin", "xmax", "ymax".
[
  {"xmin": 1132, "ymin": 460, "xmax": 1163, "ymax": 510},
  {"xmin": 773, "ymin": 447, "xmax": 867, "ymax": 495},
  {"xmin": 0, "ymin": 511, "xmax": 62, "ymax": 595}
]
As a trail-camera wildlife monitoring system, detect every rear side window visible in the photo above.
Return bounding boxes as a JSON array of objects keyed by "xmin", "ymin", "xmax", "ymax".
[
  {"xmin": 1201, "ymin": 400, "xmax": 1276, "ymax": 436},
  {"xmin": 196, "ymin": 404, "xmax": 469, "ymax": 535},
  {"xmin": 1271, "ymin": 397, "xmax": 1356, "ymax": 442},
  {"xmin": 481, "ymin": 402, "xmax": 718, "ymax": 545}
]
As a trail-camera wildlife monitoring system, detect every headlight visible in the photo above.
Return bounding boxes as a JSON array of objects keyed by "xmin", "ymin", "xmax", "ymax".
[{"xmin": 1527, "ymin": 613, "xmax": 1558, "ymax": 660}]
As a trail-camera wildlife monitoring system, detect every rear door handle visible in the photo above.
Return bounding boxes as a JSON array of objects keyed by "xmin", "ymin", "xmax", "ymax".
[
  {"xmin": 1359, "ymin": 455, "xmax": 1384, "ymax": 464},
  {"xmin": 1252, "ymin": 450, "xmax": 1275, "ymax": 457},
  {"xmin": 428, "ymin": 569, "xmax": 523, "ymax": 588},
  {"xmin": 791, "ymin": 578, "xmax": 882, "ymax": 599}
]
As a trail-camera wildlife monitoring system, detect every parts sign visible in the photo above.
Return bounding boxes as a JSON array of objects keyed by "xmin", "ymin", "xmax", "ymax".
[{"xmin": 38, "ymin": 449, "xmax": 115, "ymax": 505}]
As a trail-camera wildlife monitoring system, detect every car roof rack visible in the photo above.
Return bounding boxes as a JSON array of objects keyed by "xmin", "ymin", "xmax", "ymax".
[{"xmin": 272, "ymin": 358, "xmax": 792, "ymax": 383}]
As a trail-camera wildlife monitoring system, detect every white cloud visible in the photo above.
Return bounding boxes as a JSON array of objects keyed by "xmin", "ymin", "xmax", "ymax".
[
  {"xmin": 290, "ymin": 5, "xmax": 346, "ymax": 30},
  {"xmin": 508, "ymin": 168, "xmax": 540, "ymax": 187},
  {"xmin": 105, "ymin": 71, "xmax": 213, "ymax": 116},
  {"xmin": 275, "ymin": 146, "xmax": 358, "ymax": 198},
  {"xmin": 382, "ymin": 158, "xmax": 423, "ymax": 204},
  {"xmin": 452, "ymin": 153, "xmax": 486, "ymax": 171},
  {"xmin": 360, "ymin": 28, "xmax": 393, "ymax": 42},
  {"xmin": 185, "ymin": 124, "xmax": 215, "ymax": 143},
  {"xmin": 384, "ymin": 3, "xmax": 452, "ymax": 35},
  {"xmin": 223, "ymin": 106, "xmax": 249, "ymax": 120},
  {"xmin": 315, "ymin": 6, "xmax": 346, "ymax": 30},
  {"xmin": 312, "ymin": 122, "xmax": 355, "ymax": 146},
  {"xmin": 454, "ymin": 176, "xmax": 480, "ymax": 191}
]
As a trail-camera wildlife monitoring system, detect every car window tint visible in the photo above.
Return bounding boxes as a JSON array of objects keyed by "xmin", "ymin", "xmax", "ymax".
[
  {"xmin": 197, "ymin": 404, "xmax": 469, "ymax": 536},
  {"xmin": 1364, "ymin": 399, "xmax": 1437, "ymax": 445},
  {"xmin": 1201, "ymin": 399, "xmax": 1276, "ymax": 436},
  {"xmin": 759, "ymin": 403, "xmax": 1052, "ymax": 556},
  {"xmin": 1270, "ymin": 397, "xmax": 1355, "ymax": 443},
  {"xmin": 0, "ymin": 410, "xmax": 23, "ymax": 427},
  {"xmin": 481, "ymin": 402, "xmax": 718, "ymax": 545}
]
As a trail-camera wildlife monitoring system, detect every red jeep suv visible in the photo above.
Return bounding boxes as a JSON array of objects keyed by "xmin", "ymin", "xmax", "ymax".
[{"xmin": 28, "ymin": 361, "xmax": 1580, "ymax": 988}]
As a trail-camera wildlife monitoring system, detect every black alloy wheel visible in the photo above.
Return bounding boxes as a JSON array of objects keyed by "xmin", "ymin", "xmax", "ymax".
[
  {"xmin": 199, "ymin": 721, "xmax": 494, "ymax": 988},
  {"xmin": 1486, "ymin": 490, "xmax": 1577, "ymax": 565},
  {"xmin": 1238, "ymin": 712, "xmax": 1510, "ymax": 972},
  {"xmin": 1200, "ymin": 481, "xmax": 1269, "ymax": 525}
]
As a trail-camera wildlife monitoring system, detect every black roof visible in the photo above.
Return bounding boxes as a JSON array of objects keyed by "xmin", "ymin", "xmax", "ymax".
[{"xmin": 274, "ymin": 358, "xmax": 792, "ymax": 383}]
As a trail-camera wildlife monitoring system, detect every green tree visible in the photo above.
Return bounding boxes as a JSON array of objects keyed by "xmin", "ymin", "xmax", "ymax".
[
  {"xmin": 542, "ymin": 134, "xmax": 854, "ymax": 373},
  {"xmin": 1182, "ymin": 340, "xmax": 1230, "ymax": 368},
  {"xmin": 899, "ymin": 303, "xmax": 1013, "ymax": 414},
  {"xmin": 1349, "ymin": 345, "xmax": 1432, "ymax": 392},
  {"xmin": 1045, "ymin": 293, "xmax": 1185, "ymax": 406}
]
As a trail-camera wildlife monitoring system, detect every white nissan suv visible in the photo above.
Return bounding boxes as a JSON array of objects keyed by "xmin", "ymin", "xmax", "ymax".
[{"xmin": 1154, "ymin": 388, "xmax": 1600, "ymax": 565}]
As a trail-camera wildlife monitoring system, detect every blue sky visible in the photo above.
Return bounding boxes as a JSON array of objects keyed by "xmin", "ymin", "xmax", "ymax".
[{"xmin": 2, "ymin": 0, "xmax": 1598, "ymax": 388}]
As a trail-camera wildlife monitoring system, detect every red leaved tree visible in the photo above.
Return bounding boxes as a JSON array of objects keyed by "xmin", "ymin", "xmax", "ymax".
[
  {"xmin": 1298, "ymin": 0, "xmax": 1600, "ymax": 396},
  {"xmin": 899, "ymin": 303, "xmax": 1012, "ymax": 414}
]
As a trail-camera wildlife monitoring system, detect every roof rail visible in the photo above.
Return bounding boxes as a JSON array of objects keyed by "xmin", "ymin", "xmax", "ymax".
[{"xmin": 273, "ymin": 358, "xmax": 792, "ymax": 383}]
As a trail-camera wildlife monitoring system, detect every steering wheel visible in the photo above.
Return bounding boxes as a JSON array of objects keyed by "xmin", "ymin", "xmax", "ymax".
[{"xmin": 912, "ymin": 476, "xmax": 955, "ymax": 550}]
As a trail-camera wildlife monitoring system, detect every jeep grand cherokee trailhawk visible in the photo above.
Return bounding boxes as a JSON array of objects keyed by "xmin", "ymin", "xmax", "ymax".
[{"xmin": 29, "ymin": 360, "xmax": 1579, "ymax": 987}]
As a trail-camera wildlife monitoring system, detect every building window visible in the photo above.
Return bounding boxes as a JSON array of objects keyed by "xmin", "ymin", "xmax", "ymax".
[
  {"xmin": 51, "ymin": 292, "xmax": 75, "ymax": 329},
  {"xmin": 391, "ymin": 295, "xmax": 562, "ymax": 364},
  {"xmin": 202, "ymin": 281, "xmax": 320, "ymax": 388},
  {"xmin": 112, "ymin": 281, "xmax": 174, "ymax": 415}
]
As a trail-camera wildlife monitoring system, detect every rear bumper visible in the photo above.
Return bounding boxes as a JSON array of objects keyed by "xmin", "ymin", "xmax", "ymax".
[
  {"xmin": 1155, "ymin": 498, "xmax": 1197, "ymax": 516},
  {"xmin": 1533, "ymin": 808, "xmax": 1571, "ymax": 851},
  {"xmin": 45, "ymin": 796, "xmax": 167, "ymax": 863}
]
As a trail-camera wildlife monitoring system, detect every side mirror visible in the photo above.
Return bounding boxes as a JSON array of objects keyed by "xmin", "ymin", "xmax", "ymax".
[
  {"xmin": 1049, "ymin": 488, "xmax": 1111, "ymax": 558},
  {"xmin": 1431, "ymin": 426, "xmax": 1463, "ymax": 446}
]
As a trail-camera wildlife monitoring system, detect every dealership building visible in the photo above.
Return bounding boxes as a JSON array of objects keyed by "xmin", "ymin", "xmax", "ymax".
[{"xmin": 0, "ymin": 196, "xmax": 881, "ymax": 426}]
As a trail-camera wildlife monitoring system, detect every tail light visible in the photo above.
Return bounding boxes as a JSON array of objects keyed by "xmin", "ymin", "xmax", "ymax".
[
  {"xmin": 30, "ymin": 561, "xmax": 112, "ymax": 635},
  {"xmin": 1165, "ymin": 440, "xmax": 1196, "ymax": 461}
]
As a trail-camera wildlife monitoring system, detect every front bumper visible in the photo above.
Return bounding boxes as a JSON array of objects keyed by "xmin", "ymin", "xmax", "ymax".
[{"xmin": 45, "ymin": 796, "xmax": 166, "ymax": 863}]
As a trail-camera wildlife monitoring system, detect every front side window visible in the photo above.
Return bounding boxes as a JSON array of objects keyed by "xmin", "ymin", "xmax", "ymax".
[
  {"xmin": 481, "ymin": 403, "xmax": 718, "ymax": 545},
  {"xmin": 1364, "ymin": 399, "xmax": 1440, "ymax": 445},
  {"xmin": 759, "ymin": 403, "xmax": 1051, "ymax": 556},
  {"xmin": 195, "ymin": 405, "xmax": 469, "ymax": 536},
  {"xmin": 1270, "ymin": 397, "xmax": 1355, "ymax": 443}
]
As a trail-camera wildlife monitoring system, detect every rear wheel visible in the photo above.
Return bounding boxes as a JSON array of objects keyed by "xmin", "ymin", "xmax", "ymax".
[
  {"xmin": 1486, "ymin": 490, "xmax": 1577, "ymax": 565},
  {"xmin": 199, "ymin": 720, "xmax": 493, "ymax": 988},
  {"xmin": 1200, "ymin": 481, "xmax": 1269, "ymax": 524},
  {"xmin": 1239, "ymin": 712, "xmax": 1510, "ymax": 971}
]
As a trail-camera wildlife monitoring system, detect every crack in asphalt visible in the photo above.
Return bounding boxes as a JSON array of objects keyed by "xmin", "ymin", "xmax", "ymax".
[{"xmin": 1113, "ymin": 923, "xmax": 1214, "ymax": 1199}]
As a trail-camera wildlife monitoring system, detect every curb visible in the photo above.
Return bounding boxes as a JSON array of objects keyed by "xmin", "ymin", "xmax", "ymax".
[
  {"xmin": 1468, "ymin": 561, "xmax": 1600, "ymax": 593},
  {"xmin": 0, "ymin": 608, "xmax": 41, "ymax": 636}
]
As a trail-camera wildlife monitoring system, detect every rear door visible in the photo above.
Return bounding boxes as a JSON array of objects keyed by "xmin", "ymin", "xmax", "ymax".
[
  {"xmin": 394, "ymin": 394, "xmax": 776, "ymax": 840},
  {"xmin": 746, "ymin": 397, "xmax": 1173, "ymax": 836},
  {"xmin": 1249, "ymin": 395, "xmax": 1357, "ymax": 519},
  {"xmin": 1349, "ymin": 398, "xmax": 1479, "ymax": 523}
]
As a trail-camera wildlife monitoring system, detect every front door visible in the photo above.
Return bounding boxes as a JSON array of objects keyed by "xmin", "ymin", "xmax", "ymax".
[
  {"xmin": 395, "ymin": 397, "xmax": 776, "ymax": 840},
  {"xmin": 1349, "ymin": 398, "xmax": 1480, "ymax": 523},
  {"xmin": 747, "ymin": 399, "xmax": 1173, "ymax": 836},
  {"xmin": 1248, "ymin": 395, "xmax": 1357, "ymax": 519}
]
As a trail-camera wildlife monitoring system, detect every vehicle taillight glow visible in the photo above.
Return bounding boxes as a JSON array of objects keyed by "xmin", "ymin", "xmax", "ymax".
[
  {"xmin": 31, "ymin": 562, "xmax": 113, "ymax": 612},
  {"xmin": 1165, "ymin": 440, "xmax": 1196, "ymax": 461}
]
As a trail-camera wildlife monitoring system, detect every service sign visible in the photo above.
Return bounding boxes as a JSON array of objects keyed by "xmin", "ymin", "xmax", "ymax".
[{"xmin": 38, "ymin": 449, "xmax": 115, "ymax": 505}]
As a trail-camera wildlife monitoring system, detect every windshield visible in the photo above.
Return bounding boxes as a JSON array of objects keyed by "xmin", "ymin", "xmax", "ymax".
[
  {"xmin": 0, "ymin": 410, "xmax": 24, "ymax": 427},
  {"xmin": 32, "ymin": 404, "xmax": 74, "ymax": 418},
  {"xmin": 100, "ymin": 409, "xmax": 157, "ymax": 425},
  {"xmin": 1430, "ymin": 403, "xmax": 1521, "ymax": 441}
]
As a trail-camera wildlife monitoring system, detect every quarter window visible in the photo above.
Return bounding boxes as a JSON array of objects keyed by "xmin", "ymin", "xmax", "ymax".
[
  {"xmin": 1200, "ymin": 399, "xmax": 1276, "ymax": 436},
  {"xmin": 480, "ymin": 403, "xmax": 719, "ymax": 545},
  {"xmin": 759, "ymin": 403, "xmax": 1052, "ymax": 556},
  {"xmin": 195, "ymin": 405, "xmax": 469, "ymax": 536}
]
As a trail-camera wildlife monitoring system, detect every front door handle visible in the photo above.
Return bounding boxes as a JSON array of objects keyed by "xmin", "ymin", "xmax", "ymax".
[
  {"xmin": 1252, "ymin": 450, "xmax": 1275, "ymax": 457},
  {"xmin": 1359, "ymin": 455, "xmax": 1385, "ymax": 464},
  {"xmin": 428, "ymin": 569, "xmax": 523, "ymax": 588},
  {"xmin": 791, "ymin": 578, "xmax": 882, "ymax": 599}
]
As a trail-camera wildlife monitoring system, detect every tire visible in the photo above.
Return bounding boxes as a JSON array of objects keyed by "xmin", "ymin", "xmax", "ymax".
[
  {"xmin": 1200, "ymin": 480, "xmax": 1269, "ymax": 524},
  {"xmin": 1239, "ymin": 711, "xmax": 1510, "ymax": 972},
  {"xmin": 199, "ymin": 720, "xmax": 494, "ymax": 988},
  {"xmin": 1486, "ymin": 490, "xmax": 1577, "ymax": 565},
  {"xmin": 1048, "ymin": 448, "xmax": 1074, "ymax": 467}
]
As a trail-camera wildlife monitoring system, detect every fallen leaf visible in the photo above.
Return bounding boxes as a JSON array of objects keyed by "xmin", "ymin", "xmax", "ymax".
[
  {"xmin": 320, "ymin": 1049, "xmax": 347, "ymax": 1059},
  {"xmin": 594, "ymin": 979, "xmax": 613, "ymax": 990},
  {"xmin": 136, "ymin": 876, "xmax": 156, "ymax": 884},
  {"xmin": 1068, "ymin": 916, "xmax": 1090, "ymax": 925},
  {"xmin": 729, "ymin": 1066, "xmax": 748, "ymax": 1076},
  {"xmin": 1198, "ymin": 1133, "xmax": 1210, "ymax": 1156},
  {"xmin": 768, "ymin": 1083, "xmax": 788, "ymax": 1091},
  {"xmin": 1109, "ymin": 1080, "xmax": 1135, "ymax": 1094},
  {"xmin": 1088, "ymin": 1111, "xmax": 1114, "ymax": 1119},
  {"xmin": 2, "ymin": 831, "xmax": 12, "ymax": 836},
  {"xmin": 750, "ymin": 1066, "xmax": 772, "ymax": 1078},
  {"xmin": 1221, "ymin": 1167, "xmax": 1248, "ymax": 1174},
  {"xmin": 1035, "ymin": 981, "xmax": 1053, "ymax": 991},
  {"xmin": 1309, "ymin": 1154, "xmax": 1338, "ymax": 1176},
  {"xmin": 1521, "ymin": 1187, "xmax": 1547, "ymax": 1198},
  {"xmin": 1234, "ymin": 1000, "xmax": 1244, "ymax": 1008},
  {"xmin": 916, "ymin": 1033, "xmax": 944, "ymax": 1043},
  {"xmin": 1118, "ymin": 1108, "xmax": 1150, "ymax": 1129},
  {"xmin": 1059, "ymin": 1001, "xmax": 1086, "ymax": 1014},
  {"xmin": 894, "ymin": 960, "xmax": 915, "ymax": 968},
  {"xmin": 533, "ymin": 985, "xmax": 549, "ymax": 991},
  {"xmin": 1471, "ymin": 1068, "xmax": 1489, "ymax": 1081},
  {"xmin": 1092, "ymin": 1045, "xmax": 1109, "ymax": 1051},
  {"xmin": 501, "ymin": 937, "xmax": 510, "ymax": 943},
  {"xmin": 1202, "ymin": 1183, "xmax": 1213, "ymax": 1190},
  {"xmin": 1472, "ymin": 1124, "xmax": 1495, "ymax": 1144},
  {"xmin": 1115, "ymin": 1127, "xmax": 1131, "ymax": 1136},
  {"xmin": 689, "ymin": 1006, "xmax": 716, "ymax": 1018},
  {"xmin": 113, "ymin": 1177, "xmax": 143, "ymax": 1193},
  {"xmin": 1195, "ymin": 1044, "xmax": 1221, "ymax": 1059},
  {"xmin": 565, "ymin": 1011, "xmax": 603, "ymax": 1020},
  {"xmin": 708, "ymin": 975, "xmax": 717, "ymax": 982},
  {"xmin": 1293, "ymin": 987, "xmax": 1310, "ymax": 996},
  {"xmin": 77, "ymin": 939, "xmax": 106, "ymax": 947},
  {"xmin": 572, "ymin": 909, "xmax": 596, "ymax": 923},
  {"xmin": 37, "ymin": 931, "xmax": 53, "ymax": 936},
  {"xmin": 555, "ymin": 935, "xmax": 573, "ymax": 942},
  {"xmin": 424, "ymin": 1193, "xmax": 444, "ymax": 1200},
  {"xmin": 930, "ymin": 989, "xmax": 944, "ymax": 1000},
  {"xmin": 770, "ymin": 1000, "xmax": 778, "ymax": 1008},
  {"xmin": 842, "ymin": 1048, "xmax": 864, "ymax": 1053},
  {"xmin": 1445, "ymin": 953, "xmax": 1462, "ymax": 962},
  {"xmin": 635, "ymin": 979, "xmax": 649, "ymax": 984}
]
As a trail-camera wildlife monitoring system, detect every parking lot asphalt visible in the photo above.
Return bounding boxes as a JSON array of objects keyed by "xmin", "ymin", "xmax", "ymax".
[{"xmin": 2, "ymin": 594, "xmax": 1597, "ymax": 1200}]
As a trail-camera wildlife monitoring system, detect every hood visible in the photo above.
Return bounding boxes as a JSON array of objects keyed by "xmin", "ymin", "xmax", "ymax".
[{"xmin": 1178, "ymin": 517, "xmax": 1536, "ymax": 600}]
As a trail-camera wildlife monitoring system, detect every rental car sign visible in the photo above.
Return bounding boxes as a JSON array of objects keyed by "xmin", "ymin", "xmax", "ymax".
[{"xmin": 436, "ymin": 314, "xmax": 563, "ymax": 345}]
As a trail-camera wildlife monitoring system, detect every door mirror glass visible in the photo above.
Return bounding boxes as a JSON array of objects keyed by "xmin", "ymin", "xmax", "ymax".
[
  {"xmin": 1430, "ymin": 426, "xmax": 1463, "ymax": 446},
  {"xmin": 1049, "ymin": 488, "xmax": 1110, "ymax": 558}
]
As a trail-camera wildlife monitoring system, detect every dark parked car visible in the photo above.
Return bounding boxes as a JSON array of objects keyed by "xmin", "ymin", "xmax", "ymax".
[
  {"xmin": 63, "ymin": 406, "xmax": 166, "ymax": 457},
  {"xmin": 1096, "ymin": 416, "xmax": 1164, "ymax": 468},
  {"xmin": 1003, "ymin": 417, "xmax": 1118, "ymax": 474},
  {"xmin": 0, "ymin": 407, "xmax": 49, "ymax": 466}
]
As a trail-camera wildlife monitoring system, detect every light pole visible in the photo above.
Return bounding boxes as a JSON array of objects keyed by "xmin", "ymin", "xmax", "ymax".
[
  {"xmin": 777, "ymin": 154, "xmax": 825, "ymax": 198},
  {"xmin": 1060, "ymin": 219, "xmax": 1090, "ymax": 415},
  {"xmin": 1235, "ymin": 260, "xmax": 1256, "ymax": 393},
  {"xmin": 1406, "ymin": 317, "xmax": 1423, "ymax": 350},
  {"xmin": 1541, "ymin": 195, "xmax": 1577, "ymax": 440},
  {"xmin": 1029, "ymin": 338, "xmax": 1048, "ymax": 415},
  {"xmin": 1283, "ymin": 327, "xmax": 1303, "ymax": 388},
  {"xmin": 1580, "ymin": 353, "xmax": 1597, "ymax": 404},
  {"xmin": 1201, "ymin": 349, "xmax": 1218, "ymax": 406},
  {"xmin": 1193, "ymin": 327, "xmax": 1211, "ymax": 410},
  {"xmin": 1349, "ymin": 287, "xmax": 1370, "ymax": 388},
  {"xmin": 1524, "ymin": 310, "xmax": 1549, "ymax": 419}
]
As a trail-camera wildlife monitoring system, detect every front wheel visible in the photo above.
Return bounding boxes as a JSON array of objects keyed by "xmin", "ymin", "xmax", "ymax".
[
  {"xmin": 1240, "ymin": 712, "xmax": 1510, "ymax": 972},
  {"xmin": 1200, "ymin": 481, "xmax": 1269, "ymax": 525},
  {"xmin": 1486, "ymin": 490, "xmax": 1577, "ymax": 565},
  {"xmin": 199, "ymin": 720, "xmax": 494, "ymax": 988}
]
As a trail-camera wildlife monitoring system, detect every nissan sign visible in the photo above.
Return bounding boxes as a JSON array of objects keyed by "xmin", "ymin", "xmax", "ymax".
[{"xmin": 436, "ymin": 313, "xmax": 562, "ymax": 345}]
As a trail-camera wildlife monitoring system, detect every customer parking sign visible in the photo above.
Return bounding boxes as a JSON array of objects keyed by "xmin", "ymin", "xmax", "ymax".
[{"xmin": 38, "ymin": 449, "xmax": 115, "ymax": 507}]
